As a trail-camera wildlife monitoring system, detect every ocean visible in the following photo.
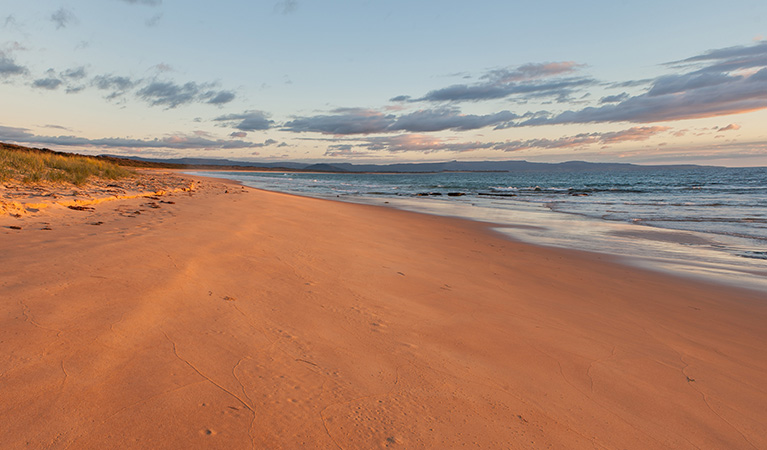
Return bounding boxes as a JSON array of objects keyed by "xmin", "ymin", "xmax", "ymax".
[{"xmin": 193, "ymin": 167, "xmax": 767, "ymax": 292}]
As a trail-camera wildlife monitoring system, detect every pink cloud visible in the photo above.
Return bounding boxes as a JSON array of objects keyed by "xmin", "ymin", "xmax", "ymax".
[{"xmin": 717, "ymin": 123, "xmax": 741, "ymax": 132}]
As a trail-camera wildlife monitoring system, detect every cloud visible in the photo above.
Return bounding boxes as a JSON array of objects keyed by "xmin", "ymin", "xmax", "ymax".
[
  {"xmin": 480, "ymin": 62, "xmax": 583, "ymax": 83},
  {"xmin": 0, "ymin": 125, "xmax": 262, "ymax": 151},
  {"xmin": 274, "ymin": 0, "xmax": 298, "ymax": 14},
  {"xmin": 394, "ymin": 62, "xmax": 593, "ymax": 104},
  {"xmin": 230, "ymin": 131, "xmax": 247, "ymax": 138},
  {"xmin": 0, "ymin": 51, "xmax": 27, "ymax": 77},
  {"xmin": 51, "ymin": 8, "xmax": 77, "ymax": 29},
  {"xmin": 62, "ymin": 66, "xmax": 87, "ymax": 79},
  {"xmin": 321, "ymin": 126, "xmax": 671, "ymax": 156},
  {"xmin": 214, "ymin": 111, "xmax": 274, "ymax": 131},
  {"xmin": 136, "ymin": 81, "xmax": 235, "ymax": 108},
  {"xmin": 146, "ymin": 13, "xmax": 163, "ymax": 27},
  {"xmin": 92, "ymin": 74, "xmax": 139, "ymax": 99},
  {"xmin": 283, "ymin": 109, "xmax": 393, "ymax": 135},
  {"xmin": 515, "ymin": 43, "xmax": 767, "ymax": 126},
  {"xmin": 118, "ymin": 0, "xmax": 162, "ymax": 5},
  {"xmin": 32, "ymin": 77, "xmax": 63, "ymax": 90},
  {"xmin": 390, "ymin": 108, "xmax": 518, "ymax": 132},
  {"xmin": 204, "ymin": 90, "xmax": 236, "ymax": 105},
  {"xmin": 283, "ymin": 107, "xmax": 520, "ymax": 135},
  {"xmin": 599, "ymin": 92, "xmax": 629, "ymax": 104},
  {"xmin": 717, "ymin": 123, "xmax": 741, "ymax": 132},
  {"xmin": 137, "ymin": 81, "xmax": 200, "ymax": 108}
]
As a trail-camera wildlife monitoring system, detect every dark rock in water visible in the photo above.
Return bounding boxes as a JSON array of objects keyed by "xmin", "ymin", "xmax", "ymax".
[
  {"xmin": 447, "ymin": 192, "xmax": 465, "ymax": 197},
  {"xmin": 430, "ymin": 192, "xmax": 442, "ymax": 196}
]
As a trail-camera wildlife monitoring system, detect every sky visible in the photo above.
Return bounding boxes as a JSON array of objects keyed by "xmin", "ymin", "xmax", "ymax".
[{"xmin": 1, "ymin": 1, "xmax": 767, "ymax": 166}]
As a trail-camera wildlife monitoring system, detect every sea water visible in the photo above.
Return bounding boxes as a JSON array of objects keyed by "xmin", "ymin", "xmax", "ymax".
[{"xmin": 193, "ymin": 167, "xmax": 767, "ymax": 292}]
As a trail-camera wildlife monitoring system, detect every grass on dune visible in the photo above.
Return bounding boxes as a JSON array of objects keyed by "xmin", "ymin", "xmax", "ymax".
[{"xmin": 0, "ymin": 146, "xmax": 134, "ymax": 185}]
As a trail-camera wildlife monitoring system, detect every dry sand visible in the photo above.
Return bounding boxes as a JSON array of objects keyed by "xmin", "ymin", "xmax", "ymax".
[{"xmin": 1, "ymin": 171, "xmax": 766, "ymax": 449}]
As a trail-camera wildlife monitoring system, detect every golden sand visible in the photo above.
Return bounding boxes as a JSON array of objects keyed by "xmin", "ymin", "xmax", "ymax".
[{"xmin": 1, "ymin": 172, "xmax": 765, "ymax": 449}]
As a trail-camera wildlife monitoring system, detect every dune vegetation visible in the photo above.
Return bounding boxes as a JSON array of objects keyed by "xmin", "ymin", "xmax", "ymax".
[{"xmin": 0, "ymin": 144, "xmax": 133, "ymax": 185}]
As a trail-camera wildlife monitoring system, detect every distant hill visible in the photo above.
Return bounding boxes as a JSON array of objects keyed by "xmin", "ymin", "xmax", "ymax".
[{"xmin": 2, "ymin": 142, "xmax": 713, "ymax": 174}]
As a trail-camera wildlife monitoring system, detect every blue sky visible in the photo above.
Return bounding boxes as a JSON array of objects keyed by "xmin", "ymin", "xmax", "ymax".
[{"xmin": 1, "ymin": 0, "xmax": 766, "ymax": 166}]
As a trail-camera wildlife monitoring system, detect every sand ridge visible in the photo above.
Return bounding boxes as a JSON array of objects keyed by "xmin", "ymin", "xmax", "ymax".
[{"xmin": 1, "ymin": 174, "xmax": 766, "ymax": 449}]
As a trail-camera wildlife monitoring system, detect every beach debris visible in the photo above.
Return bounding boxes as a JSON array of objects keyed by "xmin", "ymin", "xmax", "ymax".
[
  {"xmin": 90, "ymin": 221, "xmax": 104, "ymax": 226},
  {"xmin": 223, "ymin": 296, "xmax": 236, "ymax": 301},
  {"xmin": 160, "ymin": 200, "xmax": 175, "ymax": 204},
  {"xmin": 146, "ymin": 202, "xmax": 160, "ymax": 209},
  {"xmin": 686, "ymin": 376, "xmax": 695, "ymax": 382},
  {"xmin": 67, "ymin": 205, "xmax": 94, "ymax": 211},
  {"xmin": 9, "ymin": 225, "xmax": 22, "ymax": 230}
]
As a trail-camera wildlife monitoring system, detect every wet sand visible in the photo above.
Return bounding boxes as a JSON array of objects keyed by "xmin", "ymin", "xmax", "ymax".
[{"xmin": 1, "ymin": 172, "xmax": 766, "ymax": 449}]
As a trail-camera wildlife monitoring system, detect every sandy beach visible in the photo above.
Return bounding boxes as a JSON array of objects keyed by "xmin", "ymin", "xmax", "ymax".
[{"xmin": 1, "ymin": 171, "xmax": 766, "ymax": 449}]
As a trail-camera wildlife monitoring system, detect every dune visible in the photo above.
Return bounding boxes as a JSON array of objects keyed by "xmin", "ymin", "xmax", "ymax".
[{"xmin": 1, "ymin": 172, "xmax": 765, "ymax": 449}]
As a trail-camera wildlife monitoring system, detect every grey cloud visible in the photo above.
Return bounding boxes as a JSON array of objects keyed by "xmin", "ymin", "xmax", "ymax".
[
  {"xmin": 0, "ymin": 52, "xmax": 27, "ymax": 77},
  {"xmin": 136, "ymin": 81, "xmax": 235, "ymax": 108},
  {"xmin": 390, "ymin": 108, "xmax": 518, "ymax": 132},
  {"xmin": 214, "ymin": 111, "xmax": 274, "ymax": 131},
  {"xmin": 283, "ymin": 107, "xmax": 519, "ymax": 135},
  {"xmin": 389, "ymin": 95, "xmax": 411, "ymax": 102},
  {"xmin": 481, "ymin": 62, "xmax": 583, "ymax": 83},
  {"xmin": 230, "ymin": 131, "xmax": 247, "ymax": 138},
  {"xmin": 516, "ymin": 43, "xmax": 767, "ymax": 126},
  {"xmin": 647, "ymin": 72, "xmax": 733, "ymax": 96},
  {"xmin": 0, "ymin": 125, "xmax": 261, "ymax": 150},
  {"xmin": 396, "ymin": 61, "xmax": 592, "ymax": 103},
  {"xmin": 599, "ymin": 92, "xmax": 629, "ymax": 104},
  {"xmin": 204, "ymin": 90, "xmax": 236, "ymax": 105},
  {"xmin": 92, "ymin": 74, "xmax": 139, "ymax": 99},
  {"xmin": 62, "ymin": 66, "xmax": 87, "ymax": 79},
  {"xmin": 51, "ymin": 8, "xmax": 77, "ymax": 29},
  {"xmin": 322, "ymin": 126, "xmax": 671, "ymax": 156},
  {"xmin": 32, "ymin": 77, "xmax": 63, "ymax": 90},
  {"xmin": 146, "ymin": 13, "xmax": 163, "ymax": 27},
  {"xmin": 672, "ymin": 41, "xmax": 767, "ymax": 69},
  {"xmin": 137, "ymin": 81, "xmax": 200, "ymax": 108},
  {"xmin": 283, "ymin": 109, "xmax": 394, "ymax": 135},
  {"xmin": 418, "ymin": 77, "xmax": 595, "ymax": 102}
]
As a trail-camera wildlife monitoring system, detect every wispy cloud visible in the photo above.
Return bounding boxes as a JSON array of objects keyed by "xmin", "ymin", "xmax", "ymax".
[
  {"xmin": 274, "ymin": 0, "xmax": 298, "ymax": 14},
  {"xmin": 392, "ymin": 61, "xmax": 593, "ymax": 104},
  {"xmin": 214, "ymin": 111, "xmax": 274, "ymax": 131},
  {"xmin": 51, "ymin": 8, "xmax": 77, "ymax": 29}
]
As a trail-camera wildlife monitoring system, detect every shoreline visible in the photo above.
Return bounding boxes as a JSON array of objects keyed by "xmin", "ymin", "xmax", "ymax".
[
  {"xmin": 2, "ymin": 172, "xmax": 766, "ymax": 448},
  {"xmin": 190, "ymin": 169, "xmax": 767, "ymax": 294}
]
